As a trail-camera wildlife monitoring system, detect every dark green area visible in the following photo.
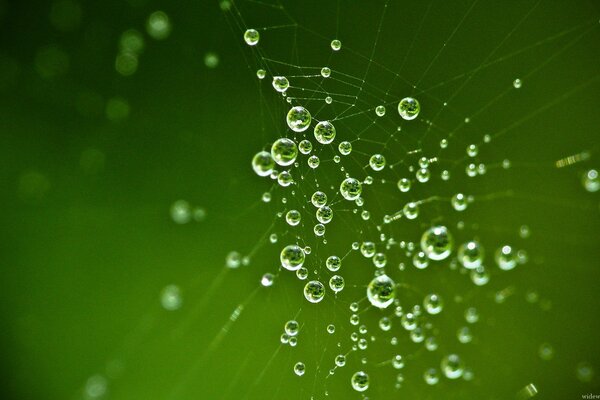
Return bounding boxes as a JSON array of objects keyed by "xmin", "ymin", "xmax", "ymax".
[{"xmin": 0, "ymin": 0, "xmax": 599, "ymax": 399}]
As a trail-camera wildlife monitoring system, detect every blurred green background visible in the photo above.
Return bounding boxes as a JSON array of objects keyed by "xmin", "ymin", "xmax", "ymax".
[{"xmin": 0, "ymin": 0, "xmax": 599, "ymax": 399}]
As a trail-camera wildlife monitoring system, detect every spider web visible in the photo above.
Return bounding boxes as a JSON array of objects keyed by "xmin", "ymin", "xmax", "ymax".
[{"xmin": 79, "ymin": 1, "xmax": 600, "ymax": 399}]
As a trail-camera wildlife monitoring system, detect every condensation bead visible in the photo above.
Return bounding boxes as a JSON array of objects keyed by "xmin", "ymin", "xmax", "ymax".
[
  {"xmin": 243, "ymin": 29, "xmax": 259, "ymax": 46},
  {"xmin": 280, "ymin": 245, "xmax": 305, "ymax": 271},
  {"xmin": 296, "ymin": 267, "xmax": 308, "ymax": 280},
  {"xmin": 369, "ymin": 154, "xmax": 386, "ymax": 171},
  {"xmin": 424, "ymin": 368, "xmax": 440, "ymax": 385},
  {"xmin": 285, "ymin": 320, "xmax": 299, "ymax": 336},
  {"xmin": 466, "ymin": 163, "xmax": 477, "ymax": 177},
  {"xmin": 294, "ymin": 362, "xmax": 305, "ymax": 376},
  {"xmin": 425, "ymin": 337, "xmax": 438, "ymax": 351},
  {"xmin": 458, "ymin": 240, "xmax": 484, "ymax": 269},
  {"xmin": 375, "ymin": 105, "xmax": 386, "ymax": 117},
  {"xmin": 252, "ymin": 151, "xmax": 275, "ymax": 177},
  {"xmin": 398, "ymin": 97, "xmax": 420, "ymax": 120},
  {"xmin": 513, "ymin": 78, "xmax": 522, "ymax": 88},
  {"xmin": 397, "ymin": 178, "xmax": 411, "ymax": 192},
  {"xmin": 367, "ymin": 274, "xmax": 396, "ymax": 309},
  {"xmin": 360, "ymin": 241, "xmax": 376, "ymax": 258},
  {"xmin": 314, "ymin": 121, "xmax": 336, "ymax": 144},
  {"xmin": 321, "ymin": 67, "xmax": 331, "ymax": 77},
  {"xmin": 470, "ymin": 266, "xmax": 490, "ymax": 286},
  {"xmin": 330, "ymin": 39, "xmax": 342, "ymax": 51},
  {"xmin": 271, "ymin": 138, "xmax": 297, "ymax": 166},
  {"xmin": 277, "ymin": 171, "xmax": 293, "ymax": 187},
  {"xmin": 379, "ymin": 317, "xmax": 392, "ymax": 331},
  {"xmin": 308, "ymin": 155, "xmax": 320, "ymax": 169},
  {"xmin": 304, "ymin": 280, "xmax": 325, "ymax": 303},
  {"xmin": 272, "ymin": 76, "xmax": 289, "ymax": 92},
  {"xmin": 372, "ymin": 253, "xmax": 387, "ymax": 268},
  {"xmin": 316, "ymin": 206, "xmax": 333, "ymax": 224},
  {"xmin": 496, "ymin": 245, "xmax": 517, "ymax": 270},
  {"xmin": 287, "ymin": 106, "xmax": 312, "ymax": 132},
  {"xmin": 464, "ymin": 307, "xmax": 479, "ymax": 323},
  {"xmin": 329, "ymin": 275, "xmax": 345, "ymax": 293},
  {"xmin": 452, "ymin": 193, "xmax": 468, "ymax": 211},
  {"xmin": 413, "ymin": 251, "xmax": 429, "ymax": 269},
  {"xmin": 285, "ymin": 210, "xmax": 301, "ymax": 226},
  {"xmin": 326, "ymin": 255, "xmax": 341, "ymax": 272},
  {"xmin": 441, "ymin": 354, "xmax": 464, "ymax": 379},
  {"xmin": 403, "ymin": 202, "xmax": 419, "ymax": 219},
  {"xmin": 311, "ymin": 191, "xmax": 327, "ymax": 207},
  {"xmin": 466, "ymin": 144, "xmax": 478, "ymax": 157},
  {"xmin": 314, "ymin": 223, "xmax": 326, "ymax": 236},
  {"xmin": 416, "ymin": 168, "xmax": 430, "ymax": 183},
  {"xmin": 351, "ymin": 371, "xmax": 369, "ymax": 392},
  {"xmin": 457, "ymin": 326, "xmax": 473, "ymax": 343},
  {"xmin": 424, "ymin": 293, "xmax": 444, "ymax": 314},
  {"xmin": 392, "ymin": 355, "xmax": 404, "ymax": 369},
  {"xmin": 298, "ymin": 139, "xmax": 312, "ymax": 154},
  {"xmin": 583, "ymin": 169, "xmax": 600, "ymax": 192},
  {"xmin": 340, "ymin": 178, "xmax": 362, "ymax": 201},
  {"xmin": 338, "ymin": 141, "xmax": 352, "ymax": 155},
  {"xmin": 261, "ymin": 273, "xmax": 274, "ymax": 287}
]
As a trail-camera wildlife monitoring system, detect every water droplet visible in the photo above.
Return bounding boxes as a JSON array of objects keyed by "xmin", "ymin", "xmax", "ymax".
[
  {"xmin": 272, "ymin": 76, "xmax": 289, "ymax": 92},
  {"xmin": 398, "ymin": 97, "xmax": 420, "ymax": 120},
  {"xmin": 351, "ymin": 371, "xmax": 369, "ymax": 392},
  {"xmin": 160, "ymin": 284, "xmax": 182, "ymax": 311},
  {"xmin": 286, "ymin": 210, "xmax": 301, "ymax": 226},
  {"xmin": 261, "ymin": 273, "xmax": 274, "ymax": 287},
  {"xmin": 329, "ymin": 275, "xmax": 345, "ymax": 293},
  {"xmin": 424, "ymin": 293, "xmax": 444, "ymax": 314},
  {"xmin": 420, "ymin": 225, "xmax": 453, "ymax": 261},
  {"xmin": 285, "ymin": 320, "xmax": 299, "ymax": 336},
  {"xmin": 314, "ymin": 120, "xmax": 336, "ymax": 144},
  {"xmin": 338, "ymin": 141, "xmax": 352, "ymax": 155},
  {"xmin": 441, "ymin": 354, "xmax": 464, "ymax": 379},
  {"xmin": 271, "ymin": 138, "xmax": 297, "ymax": 166},
  {"xmin": 513, "ymin": 78, "xmax": 522, "ymax": 89},
  {"xmin": 369, "ymin": 154, "xmax": 386, "ymax": 171},
  {"xmin": 294, "ymin": 362, "xmax": 305, "ymax": 376},
  {"xmin": 340, "ymin": 178, "xmax": 362, "ymax": 201},
  {"xmin": 583, "ymin": 169, "xmax": 599, "ymax": 192},
  {"xmin": 367, "ymin": 274, "xmax": 396, "ymax": 309},
  {"xmin": 287, "ymin": 106, "xmax": 312, "ymax": 132},
  {"xmin": 458, "ymin": 240, "xmax": 484, "ymax": 269},
  {"xmin": 495, "ymin": 245, "xmax": 517, "ymax": 270},
  {"xmin": 304, "ymin": 280, "xmax": 325, "ymax": 303},
  {"xmin": 280, "ymin": 245, "xmax": 305, "ymax": 271},
  {"xmin": 243, "ymin": 29, "xmax": 259, "ymax": 46}
]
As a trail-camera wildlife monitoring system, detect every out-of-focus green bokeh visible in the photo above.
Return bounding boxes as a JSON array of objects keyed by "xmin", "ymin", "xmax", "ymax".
[{"xmin": 0, "ymin": 0, "xmax": 599, "ymax": 399}]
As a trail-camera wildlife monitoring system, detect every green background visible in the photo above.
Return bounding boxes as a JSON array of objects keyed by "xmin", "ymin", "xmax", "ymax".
[{"xmin": 0, "ymin": 0, "xmax": 599, "ymax": 399}]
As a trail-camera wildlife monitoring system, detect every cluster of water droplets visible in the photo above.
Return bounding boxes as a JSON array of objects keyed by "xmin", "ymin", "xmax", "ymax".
[{"xmin": 235, "ymin": 24, "xmax": 591, "ymax": 397}]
